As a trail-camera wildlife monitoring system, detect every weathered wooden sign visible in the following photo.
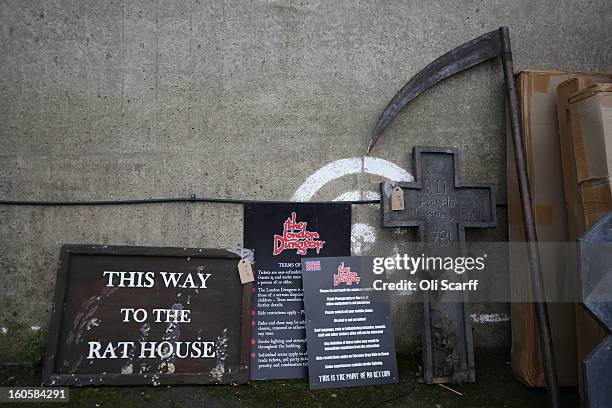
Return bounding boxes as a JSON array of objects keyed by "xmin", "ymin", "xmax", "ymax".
[
  {"xmin": 302, "ymin": 256, "xmax": 398, "ymax": 390},
  {"xmin": 381, "ymin": 146, "xmax": 496, "ymax": 384},
  {"xmin": 42, "ymin": 245, "xmax": 253, "ymax": 386}
]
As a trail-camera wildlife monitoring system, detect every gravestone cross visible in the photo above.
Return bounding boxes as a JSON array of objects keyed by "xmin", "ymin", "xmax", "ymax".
[{"xmin": 380, "ymin": 146, "xmax": 496, "ymax": 384}]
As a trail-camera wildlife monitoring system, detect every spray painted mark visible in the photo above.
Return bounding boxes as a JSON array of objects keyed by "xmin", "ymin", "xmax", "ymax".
[
  {"xmin": 292, "ymin": 156, "xmax": 413, "ymax": 255},
  {"xmin": 470, "ymin": 313, "xmax": 510, "ymax": 324},
  {"xmin": 333, "ymin": 190, "xmax": 380, "ymax": 202},
  {"xmin": 351, "ymin": 223, "xmax": 376, "ymax": 255},
  {"xmin": 291, "ymin": 157, "xmax": 413, "ymax": 202}
]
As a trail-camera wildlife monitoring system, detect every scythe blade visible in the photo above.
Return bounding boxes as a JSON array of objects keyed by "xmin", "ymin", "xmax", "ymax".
[{"xmin": 368, "ymin": 28, "xmax": 503, "ymax": 154}]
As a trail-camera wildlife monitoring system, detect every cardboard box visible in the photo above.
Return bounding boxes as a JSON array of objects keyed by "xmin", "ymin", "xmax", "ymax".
[
  {"xmin": 507, "ymin": 70, "xmax": 579, "ymax": 387},
  {"xmin": 556, "ymin": 78, "xmax": 611, "ymax": 242},
  {"xmin": 570, "ymin": 84, "xmax": 612, "ymax": 225},
  {"xmin": 564, "ymin": 83, "xmax": 612, "ymax": 401}
]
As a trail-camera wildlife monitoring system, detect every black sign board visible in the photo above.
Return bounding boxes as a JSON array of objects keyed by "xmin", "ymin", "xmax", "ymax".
[
  {"xmin": 42, "ymin": 245, "xmax": 253, "ymax": 386},
  {"xmin": 381, "ymin": 146, "xmax": 496, "ymax": 384},
  {"xmin": 244, "ymin": 202, "xmax": 351, "ymax": 380},
  {"xmin": 301, "ymin": 256, "xmax": 398, "ymax": 389}
]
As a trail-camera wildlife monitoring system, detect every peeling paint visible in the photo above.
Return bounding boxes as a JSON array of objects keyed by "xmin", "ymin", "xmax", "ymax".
[
  {"xmin": 121, "ymin": 363, "xmax": 134, "ymax": 374},
  {"xmin": 134, "ymin": 323, "xmax": 152, "ymax": 375},
  {"xmin": 210, "ymin": 328, "xmax": 229, "ymax": 382},
  {"xmin": 470, "ymin": 313, "xmax": 510, "ymax": 324},
  {"xmin": 151, "ymin": 373, "xmax": 160, "ymax": 387},
  {"xmin": 140, "ymin": 323, "xmax": 151, "ymax": 337},
  {"xmin": 351, "ymin": 223, "xmax": 376, "ymax": 255},
  {"xmin": 85, "ymin": 318, "xmax": 100, "ymax": 331},
  {"xmin": 68, "ymin": 287, "xmax": 118, "ymax": 347},
  {"xmin": 154, "ymin": 303, "xmax": 183, "ymax": 382}
]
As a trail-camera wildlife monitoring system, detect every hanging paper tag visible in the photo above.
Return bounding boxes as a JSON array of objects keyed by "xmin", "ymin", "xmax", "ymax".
[
  {"xmin": 238, "ymin": 259, "xmax": 254, "ymax": 284},
  {"xmin": 391, "ymin": 185, "xmax": 404, "ymax": 211}
]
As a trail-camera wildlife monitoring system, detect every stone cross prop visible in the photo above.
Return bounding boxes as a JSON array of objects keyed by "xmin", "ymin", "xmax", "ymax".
[
  {"xmin": 578, "ymin": 211, "xmax": 612, "ymax": 408},
  {"xmin": 380, "ymin": 146, "xmax": 496, "ymax": 384}
]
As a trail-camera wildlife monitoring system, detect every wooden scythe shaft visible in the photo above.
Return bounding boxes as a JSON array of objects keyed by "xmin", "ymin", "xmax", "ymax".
[{"xmin": 499, "ymin": 27, "xmax": 560, "ymax": 408}]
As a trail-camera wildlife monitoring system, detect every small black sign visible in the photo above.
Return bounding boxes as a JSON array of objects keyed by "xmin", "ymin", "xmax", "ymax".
[
  {"xmin": 301, "ymin": 256, "xmax": 398, "ymax": 390},
  {"xmin": 42, "ymin": 245, "xmax": 253, "ymax": 386},
  {"xmin": 244, "ymin": 202, "xmax": 351, "ymax": 380}
]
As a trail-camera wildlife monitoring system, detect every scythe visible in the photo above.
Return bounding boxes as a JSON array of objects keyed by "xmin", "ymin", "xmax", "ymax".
[{"xmin": 368, "ymin": 27, "xmax": 560, "ymax": 407}]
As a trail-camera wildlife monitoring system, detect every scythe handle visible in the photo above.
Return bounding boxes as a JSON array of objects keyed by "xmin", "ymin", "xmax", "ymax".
[{"xmin": 500, "ymin": 27, "xmax": 560, "ymax": 408}]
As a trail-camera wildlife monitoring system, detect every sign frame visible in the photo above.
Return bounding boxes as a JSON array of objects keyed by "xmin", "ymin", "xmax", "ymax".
[{"xmin": 42, "ymin": 244, "xmax": 253, "ymax": 386}]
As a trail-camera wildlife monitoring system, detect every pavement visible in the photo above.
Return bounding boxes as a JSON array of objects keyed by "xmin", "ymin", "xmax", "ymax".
[{"xmin": 0, "ymin": 351, "xmax": 578, "ymax": 408}]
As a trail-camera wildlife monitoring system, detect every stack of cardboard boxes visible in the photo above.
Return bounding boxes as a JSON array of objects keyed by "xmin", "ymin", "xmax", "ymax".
[
  {"xmin": 559, "ymin": 82, "xmax": 612, "ymax": 402},
  {"xmin": 507, "ymin": 71, "xmax": 612, "ymax": 402}
]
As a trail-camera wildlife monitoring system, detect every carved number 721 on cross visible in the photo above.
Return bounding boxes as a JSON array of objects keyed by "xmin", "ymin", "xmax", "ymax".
[{"xmin": 431, "ymin": 229, "xmax": 454, "ymax": 245}]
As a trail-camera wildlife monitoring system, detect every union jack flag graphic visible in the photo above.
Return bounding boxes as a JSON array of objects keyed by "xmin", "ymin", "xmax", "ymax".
[{"xmin": 305, "ymin": 260, "xmax": 321, "ymax": 271}]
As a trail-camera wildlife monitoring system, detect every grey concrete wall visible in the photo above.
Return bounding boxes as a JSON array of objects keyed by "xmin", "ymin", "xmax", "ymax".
[{"xmin": 0, "ymin": 0, "xmax": 610, "ymax": 362}]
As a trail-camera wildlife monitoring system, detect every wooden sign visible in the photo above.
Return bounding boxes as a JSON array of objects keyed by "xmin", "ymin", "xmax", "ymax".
[{"xmin": 42, "ymin": 245, "xmax": 253, "ymax": 386}]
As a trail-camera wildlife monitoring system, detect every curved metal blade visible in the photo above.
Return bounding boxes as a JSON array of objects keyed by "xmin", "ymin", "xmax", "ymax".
[{"xmin": 368, "ymin": 28, "xmax": 504, "ymax": 154}]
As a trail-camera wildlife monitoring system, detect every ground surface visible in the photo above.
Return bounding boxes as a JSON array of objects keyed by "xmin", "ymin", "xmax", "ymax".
[{"xmin": 0, "ymin": 351, "xmax": 578, "ymax": 408}]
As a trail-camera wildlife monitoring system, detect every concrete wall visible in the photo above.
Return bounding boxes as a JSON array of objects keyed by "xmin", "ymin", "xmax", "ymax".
[{"xmin": 1, "ymin": 0, "xmax": 611, "ymax": 362}]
